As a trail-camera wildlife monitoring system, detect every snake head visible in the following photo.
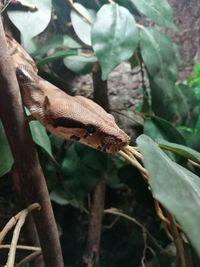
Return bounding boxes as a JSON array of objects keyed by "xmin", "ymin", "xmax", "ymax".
[{"xmin": 44, "ymin": 95, "xmax": 130, "ymax": 154}]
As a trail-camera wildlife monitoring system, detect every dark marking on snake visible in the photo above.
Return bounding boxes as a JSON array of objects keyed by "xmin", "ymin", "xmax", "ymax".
[
  {"xmin": 52, "ymin": 117, "xmax": 85, "ymax": 129},
  {"xmin": 70, "ymin": 135, "xmax": 80, "ymax": 141}
]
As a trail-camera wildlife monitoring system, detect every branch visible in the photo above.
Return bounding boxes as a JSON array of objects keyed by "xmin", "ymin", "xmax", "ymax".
[
  {"xmin": 0, "ymin": 203, "xmax": 40, "ymax": 245},
  {"xmin": 92, "ymin": 63, "xmax": 109, "ymax": 110},
  {"xmin": 0, "ymin": 17, "xmax": 64, "ymax": 267},
  {"xmin": 83, "ymin": 64, "xmax": 109, "ymax": 266},
  {"xmin": 84, "ymin": 178, "xmax": 106, "ymax": 267}
]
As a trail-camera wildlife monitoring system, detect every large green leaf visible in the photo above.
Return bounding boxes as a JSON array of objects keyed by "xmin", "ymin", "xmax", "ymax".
[
  {"xmin": 29, "ymin": 121, "xmax": 53, "ymax": 157},
  {"xmin": 0, "ymin": 119, "xmax": 53, "ymax": 177},
  {"xmin": 140, "ymin": 27, "xmax": 179, "ymax": 81},
  {"xmin": 139, "ymin": 27, "xmax": 161, "ymax": 77},
  {"xmin": 150, "ymin": 82, "xmax": 193, "ymax": 123},
  {"xmin": 0, "ymin": 122, "xmax": 13, "ymax": 177},
  {"xmin": 140, "ymin": 27, "xmax": 183, "ymax": 122},
  {"xmin": 7, "ymin": 0, "xmax": 52, "ymax": 39},
  {"xmin": 55, "ymin": 142, "xmax": 118, "ymax": 207},
  {"xmin": 70, "ymin": 3, "xmax": 96, "ymax": 46},
  {"xmin": 91, "ymin": 3, "xmax": 138, "ymax": 80},
  {"xmin": 137, "ymin": 134, "xmax": 200, "ymax": 256},
  {"xmin": 129, "ymin": 0, "xmax": 176, "ymax": 29},
  {"xmin": 177, "ymin": 84, "xmax": 199, "ymax": 128},
  {"xmin": 63, "ymin": 54, "xmax": 97, "ymax": 74},
  {"xmin": 144, "ymin": 116, "xmax": 186, "ymax": 145},
  {"xmin": 60, "ymin": 143, "xmax": 102, "ymax": 205}
]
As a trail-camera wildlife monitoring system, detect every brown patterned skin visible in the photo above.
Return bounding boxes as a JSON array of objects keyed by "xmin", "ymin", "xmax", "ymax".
[
  {"xmin": 8, "ymin": 36, "xmax": 130, "ymax": 153},
  {"xmin": 6, "ymin": 34, "xmax": 37, "ymax": 72}
]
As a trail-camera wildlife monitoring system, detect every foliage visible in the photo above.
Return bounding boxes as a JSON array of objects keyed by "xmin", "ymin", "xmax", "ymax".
[
  {"xmin": 184, "ymin": 62, "xmax": 200, "ymax": 135},
  {"xmin": 1, "ymin": 0, "xmax": 200, "ymax": 266},
  {"xmin": 138, "ymin": 135, "xmax": 200, "ymax": 256}
]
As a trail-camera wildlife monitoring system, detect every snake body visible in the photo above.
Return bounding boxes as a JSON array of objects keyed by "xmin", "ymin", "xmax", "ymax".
[{"xmin": 7, "ymin": 35, "xmax": 130, "ymax": 153}]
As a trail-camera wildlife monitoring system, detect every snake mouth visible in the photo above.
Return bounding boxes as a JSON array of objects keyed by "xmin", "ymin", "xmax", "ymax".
[{"xmin": 97, "ymin": 140, "xmax": 127, "ymax": 153}]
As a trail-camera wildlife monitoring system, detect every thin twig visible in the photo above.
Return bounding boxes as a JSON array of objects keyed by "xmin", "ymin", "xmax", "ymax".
[
  {"xmin": 0, "ymin": 203, "xmax": 40, "ymax": 245},
  {"xmin": 6, "ymin": 204, "xmax": 40, "ymax": 267},
  {"xmin": 104, "ymin": 208, "xmax": 170, "ymax": 255},
  {"xmin": 154, "ymin": 200, "xmax": 173, "ymax": 241},
  {"xmin": 0, "ymin": 213, "xmax": 20, "ymax": 245},
  {"xmin": 154, "ymin": 200, "xmax": 170, "ymax": 225},
  {"xmin": 15, "ymin": 251, "xmax": 42, "ymax": 267},
  {"xmin": 141, "ymin": 230, "xmax": 157, "ymax": 267},
  {"xmin": 0, "ymin": 0, "xmax": 12, "ymax": 13},
  {"xmin": 167, "ymin": 213, "xmax": 186, "ymax": 267},
  {"xmin": 104, "ymin": 215, "xmax": 120, "ymax": 229},
  {"xmin": 123, "ymin": 145, "xmax": 143, "ymax": 161},
  {"xmin": 118, "ymin": 150, "xmax": 148, "ymax": 179},
  {"xmin": 67, "ymin": 0, "xmax": 93, "ymax": 24},
  {"xmin": 0, "ymin": 244, "xmax": 41, "ymax": 252},
  {"xmin": 188, "ymin": 159, "xmax": 200, "ymax": 168}
]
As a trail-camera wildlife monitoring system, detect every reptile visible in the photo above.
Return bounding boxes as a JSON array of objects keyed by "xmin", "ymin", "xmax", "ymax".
[{"xmin": 6, "ymin": 35, "xmax": 130, "ymax": 153}]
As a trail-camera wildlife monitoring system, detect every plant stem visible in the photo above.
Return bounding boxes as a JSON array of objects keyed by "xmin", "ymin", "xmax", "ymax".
[
  {"xmin": 84, "ymin": 63, "xmax": 109, "ymax": 266},
  {"xmin": 84, "ymin": 179, "xmax": 106, "ymax": 267},
  {"xmin": 92, "ymin": 63, "xmax": 109, "ymax": 110}
]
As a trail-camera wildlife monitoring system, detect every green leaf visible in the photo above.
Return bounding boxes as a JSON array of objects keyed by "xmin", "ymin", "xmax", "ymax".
[
  {"xmin": 144, "ymin": 116, "xmax": 186, "ymax": 145},
  {"xmin": 129, "ymin": 0, "xmax": 176, "ymax": 29},
  {"xmin": 194, "ymin": 63, "xmax": 200, "ymax": 75},
  {"xmin": 7, "ymin": 0, "xmax": 52, "ymax": 39},
  {"xmin": 29, "ymin": 121, "xmax": 53, "ymax": 157},
  {"xmin": 140, "ymin": 27, "xmax": 179, "ymax": 81},
  {"xmin": 63, "ymin": 54, "xmax": 97, "ymax": 74},
  {"xmin": 150, "ymin": 81, "xmax": 193, "ymax": 123},
  {"xmin": 140, "ymin": 27, "xmax": 182, "ymax": 122},
  {"xmin": 70, "ymin": 3, "xmax": 96, "ymax": 46},
  {"xmin": 159, "ymin": 140, "xmax": 200, "ymax": 164},
  {"xmin": 91, "ymin": 3, "xmax": 138, "ymax": 80},
  {"xmin": 50, "ymin": 186, "xmax": 83, "ymax": 209},
  {"xmin": 139, "ymin": 27, "xmax": 161, "ymax": 77},
  {"xmin": 179, "ymin": 129, "xmax": 200, "ymax": 152},
  {"xmin": 21, "ymin": 36, "xmax": 37, "ymax": 53},
  {"xmin": 61, "ymin": 144, "xmax": 100, "ymax": 202},
  {"xmin": 177, "ymin": 84, "xmax": 199, "ymax": 128},
  {"xmin": 0, "ymin": 122, "xmax": 13, "ymax": 177},
  {"xmin": 137, "ymin": 134, "xmax": 200, "ymax": 256},
  {"xmin": 60, "ymin": 143, "xmax": 112, "ymax": 205},
  {"xmin": 193, "ymin": 86, "xmax": 200, "ymax": 102},
  {"xmin": 50, "ymin": 190, "xmax": 70, "ymax": 205}
]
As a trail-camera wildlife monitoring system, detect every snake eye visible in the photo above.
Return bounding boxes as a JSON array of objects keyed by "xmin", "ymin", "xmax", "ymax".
[{"xmin": 85, "ymin": 124, "xmax": 96, "ymax": 135}]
